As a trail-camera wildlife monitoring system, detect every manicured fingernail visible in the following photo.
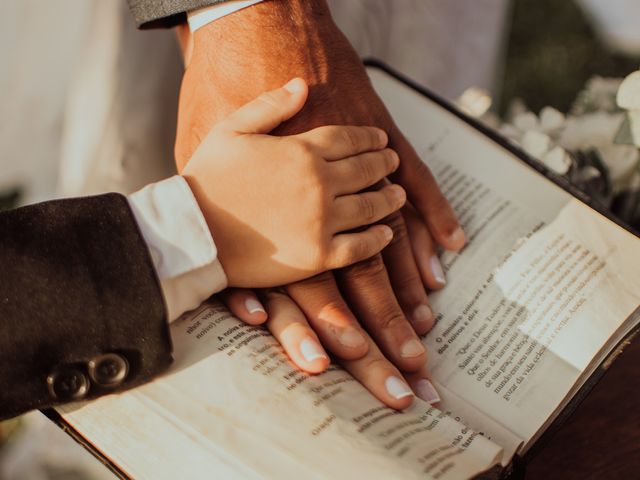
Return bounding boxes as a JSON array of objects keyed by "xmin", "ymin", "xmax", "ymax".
[
  {"xmin": 429, "ymin": 255, "xmax": 446, "ymax": 286},
  {"xmin": 245, "ymin": 297, "xmax": 266, "ymax": 315},
  {"xmin": 400, "ymin": 338, "xmax": 425, "ymax": 358},
  {"xmin": 284, "ymin": 78, "xmax": 304, "ymax": 93},
  {"xmin": 338, "ymin": 329, "xmax": 367, "ymax": 348},
  {"xmin": 300, "ymin": 338, "xmax": 328, "ymax": 363},
  {"xmin": 415, "ymin": 379, "xmax": 441, "ymax": 404},
  {"xmin": 385, "ymin": 376, "xmax": 414, "ymax": 399},
  {"xmin": 449, "ymin": 227, "xmax": 465, "ymax": 246},
  {"xmin": 413, "ymin": 304, "xmax": 434, "ymax": 327}
]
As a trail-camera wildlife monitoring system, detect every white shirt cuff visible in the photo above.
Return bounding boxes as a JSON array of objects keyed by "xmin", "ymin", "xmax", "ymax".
[
  {"xmin": 127, "ymin": 176, "xmax": 228, "ymax": 323},
  {"xmin": 188, "ymin": 0, "xmax": 264, "ymax": 32}
]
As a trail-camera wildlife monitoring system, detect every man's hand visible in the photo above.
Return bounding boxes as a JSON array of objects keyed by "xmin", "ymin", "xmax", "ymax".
[{"xmin": 176, "ymin": 0, "xmax": 463, "ymax": 406}]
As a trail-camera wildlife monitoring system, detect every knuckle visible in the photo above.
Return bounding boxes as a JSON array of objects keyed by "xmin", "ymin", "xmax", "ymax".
[
  {"xmin": 291, "ymin": 138, "xmax": 315, "ymax": 159},
  {"xmin": 342, "ymin": 254, "xmax": 386, "ymax": 281},
  {"xmin": 377, "ymin": 307, "xmax": 407, "ymax": 330},
  {"xmin": 315, "ymin": 128, "xmax": 334, "ymax": 149},
  {"xmin": 355, "ymin": 156, "xmax": 376, "ymax": 185},
  {"xmin": 262, "ymin": 287, "xmax": 289, "ymax": 302},
  {"xmin": 393, "ymin": 271, "xmax": 423, "ymax": 296},
  {"xmin": 357, "ymin": 195, "xmax": 377, "ymax": 222},
  {"xmin": 431, "ymin": 190, "xmax": 451, "ymax": 211},
  {"xmin": 369, "ymin": 127, "xmax": 382, "ymax": 147},
  {"xmin": 288, "ymin": 271, "xmax": 337, "ymax": 300},
  {"xmin": 428, "ymin": 193, "xmax": 459, "ymax": 231},
  {"xmin": 414, "ymin": 159, "xmax": 434, "ymax": 181},
  {"xmin": 360, "ymin": 356, "xmax": 393, "ymax": 374},
  {"xmin": 384, "ymin": 212, "xmax": 409, "ymax": 245},
  {"xmin": 258, "ymin": 91, "xmax": 282, "ymax": 110},
  {"xmin": 319, "ymin": 299, "xmax": 352, "ymax": 321},
  {"xmin": 341, "ymin": 127, "xmax": 360, "ymax": 151},
  {"xmin": 358, "ymin": 127, "xmax": 376, "ymax": 150},
  {"xmin": 346, "ymin": 238, "xmax": 372, "ymax": 265},
  {"xmin": 292, "ymin": 271, "xmax": 336, "ymax": 290}
]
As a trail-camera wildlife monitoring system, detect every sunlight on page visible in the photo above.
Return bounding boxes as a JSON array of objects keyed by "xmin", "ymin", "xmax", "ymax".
[{"xmin": 55, "ymin": 67, "xmax": 640, "ymax": 480}]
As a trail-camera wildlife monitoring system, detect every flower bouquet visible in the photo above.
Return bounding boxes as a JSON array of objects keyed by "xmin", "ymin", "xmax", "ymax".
[{"xmin": 460, "ymin": 69, "xmax": 640, "ymax": 231}]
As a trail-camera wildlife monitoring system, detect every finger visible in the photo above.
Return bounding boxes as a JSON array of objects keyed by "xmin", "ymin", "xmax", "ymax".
[
  {"xmin": 261, "ymin": 289, "xmax": 330, "ymax": 374},
  {"xmin": 328, "ymin": 149, "xmax": 400, "ymax": 195},
  {"xmin": 381, "ymin": 210, "xmax": 436, "ymax": 335},
  {"xmin": 388, "ymin": 125, "xmax": 465, "ymax": 251},
  {"xmin": 286, "ymin": 272, "xmax": 369, "ymax": 361},
  {"xmin": 332, "ymin": 184, "xmax": 406, "ymax": 232},
  {"xmin": 219, "ymin": 288, "xmax": 268, "ymax": 325},
  {"xmin": 297, "ymin": 125, "xmax": 387, "ymax": 160},
  {"xmin": 404, "ymin": 367, "xmax": 441, "ymax": 406},
  {"xmin": 337, "ymin": 254, "xmax": 427, "ymax": 372},
  {"xmin": 403, "ymin": 203, "xmax": 447, "ymax": 290},
  {"xmin": 220, "ymin": 78, "xmax": 308, "ymax": 134},
  {"xmin": 340, "ymin": 333, "xmax": 415, "ymax": 410},
  {"xmin": 327, "ymin": 224, "xmax": 394, "ymax": 269}
]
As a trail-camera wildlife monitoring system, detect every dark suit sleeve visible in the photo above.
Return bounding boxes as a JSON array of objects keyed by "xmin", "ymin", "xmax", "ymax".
[
  {"xmin": 0, "ymin": 194, "xmax": 173, "ymax": 420},
  {"xmin": 127, "ymin": 0, "xmax": 227, "ymax": 29}
]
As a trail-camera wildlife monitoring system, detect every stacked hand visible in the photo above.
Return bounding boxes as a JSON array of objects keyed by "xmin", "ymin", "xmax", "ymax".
[
  {"xmin": 185, "ymin": 78, "xmax": 405, "ymax": 287},
  {"xmin": 178, "ymin": 0, "xmax": 464, "ymax": 408}
]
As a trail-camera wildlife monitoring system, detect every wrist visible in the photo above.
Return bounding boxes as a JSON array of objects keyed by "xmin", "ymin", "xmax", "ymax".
[
  {"xmin": 128, "ymin": 176, "xmax": 228, "ymax": 320},
  {"xmin": 189, "ymin": 0, "xmax": 363, "ymax": 115}
]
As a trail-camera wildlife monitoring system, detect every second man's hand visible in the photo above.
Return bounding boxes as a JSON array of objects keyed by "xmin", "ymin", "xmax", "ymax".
[{"xmin": 177, "ymin": 0, "xmax": 464, "ymax": 407}]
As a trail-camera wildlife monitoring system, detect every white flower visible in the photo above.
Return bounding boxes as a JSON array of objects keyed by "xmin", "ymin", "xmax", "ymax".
[
  {"xmin": 617, "ymin": 71, "xmax": 640, "ymax": 110},
  {"xmin": 521, "ymin": 130, "xmax": 552, "ymax": 159},
  {"xmin": 599, "ymin": 144, "xmax": 640, "ymax": 193},
  {"xmin": 558, "ymin": 112, "xmax": 625, "ymax": 151},
  {"xmin": 572, "ymin": 76, "xmax": 623, "ymax": 115},
  {"xmin": 541, "ymin": 146, "xmax": 572, "ymax": 175}
]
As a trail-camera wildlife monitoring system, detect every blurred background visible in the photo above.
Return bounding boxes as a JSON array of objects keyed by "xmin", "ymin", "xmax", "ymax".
[{"xmin": 1, "ymin": 0, "xmax": 639, "ymax": 478}]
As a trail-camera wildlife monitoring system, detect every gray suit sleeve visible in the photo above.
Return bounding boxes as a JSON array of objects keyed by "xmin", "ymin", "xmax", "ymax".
[{"xmin": 127, "ymin": 0, "xmax": 228, "ymax": 29}]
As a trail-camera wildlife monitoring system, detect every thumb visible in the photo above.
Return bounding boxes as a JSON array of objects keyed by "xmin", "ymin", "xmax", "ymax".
[{"xmin": 221, "ymin": 78, "xmax": 308, "ymax": 134}]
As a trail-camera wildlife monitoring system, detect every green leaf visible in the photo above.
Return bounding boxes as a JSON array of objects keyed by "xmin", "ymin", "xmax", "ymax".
[
  {"xmin": 617, "ymin": 71, "xmax": 640, "ymax": 110},
  {"xmin": 0, "ymin": 188, "xmax": 21, "ymax": 211},
  {"xmin": 614, "ymin": 112, "xmax": 640, "ymax": 147},
  {"xmin": 614, "ymin": 115, "xmax": 634, "ymax": 145}
]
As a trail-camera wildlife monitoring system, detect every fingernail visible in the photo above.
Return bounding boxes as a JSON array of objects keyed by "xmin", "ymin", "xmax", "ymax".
[
  {"xmin": 300, "ymin": 338, "xmax": 329, "ymax": 363},
  {"xmin": 413, "ymin": 304, "xmax": 434, "ymax": 327},
  {"xmin": 385, "ymin": 376, "xmax": 414, "ymax": 400},
  {"xmin": 245, "ymin": 297, "xmax": 266, "ymax": 315},
  {"xmin": 415, "ymin": 379, "xmax": 441, "ymax": 404},
  {"xmin": 400, "ymin": 338, "xmax": 425, "ymax": 358},
  {"xmin": 338, "ymin": 329, "xmax": 367, "ymax": 348},
  {"xmin": 449, "ymin": 227, "xmax": 465, "ymax": 246},
  {"xmin": 429, "ymin": 255, "xmax": 446, "ymax": 286},
  {"xmin": 284, "ymin": 78, "xmax": 304, "ymax": 93}
]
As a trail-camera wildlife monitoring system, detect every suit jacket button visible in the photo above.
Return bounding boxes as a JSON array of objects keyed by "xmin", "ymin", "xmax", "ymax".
[
  {"xmin": 47, "ymin": 368, "xmax": 89, "ymax": 401},
  {"xmin": 88, "ymin": 353, "xmax": 129, "ymax": 387}
]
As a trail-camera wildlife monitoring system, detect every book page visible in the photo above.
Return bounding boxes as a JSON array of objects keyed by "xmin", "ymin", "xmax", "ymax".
[
  {"xmin": 60, "ymin": 303, "xmax": 502, "ymax": 480},
  {"xmin": 370, "ymin": 68, "xmax": 640, "ymax": 446},
  {"xmin": 55, "ymin": 68, "xmax": 640, "ymax": 478}
]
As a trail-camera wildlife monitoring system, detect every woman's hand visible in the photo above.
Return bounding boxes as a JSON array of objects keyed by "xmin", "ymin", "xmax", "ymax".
[{"xmin": 219, "ymin": 287, "xmax": 442, "ymax": 410}]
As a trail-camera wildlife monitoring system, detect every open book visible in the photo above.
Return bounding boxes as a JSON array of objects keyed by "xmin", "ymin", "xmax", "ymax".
[{"xmin": 49, "ymin": 62, "xmax": 640, "ymax": 480}]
